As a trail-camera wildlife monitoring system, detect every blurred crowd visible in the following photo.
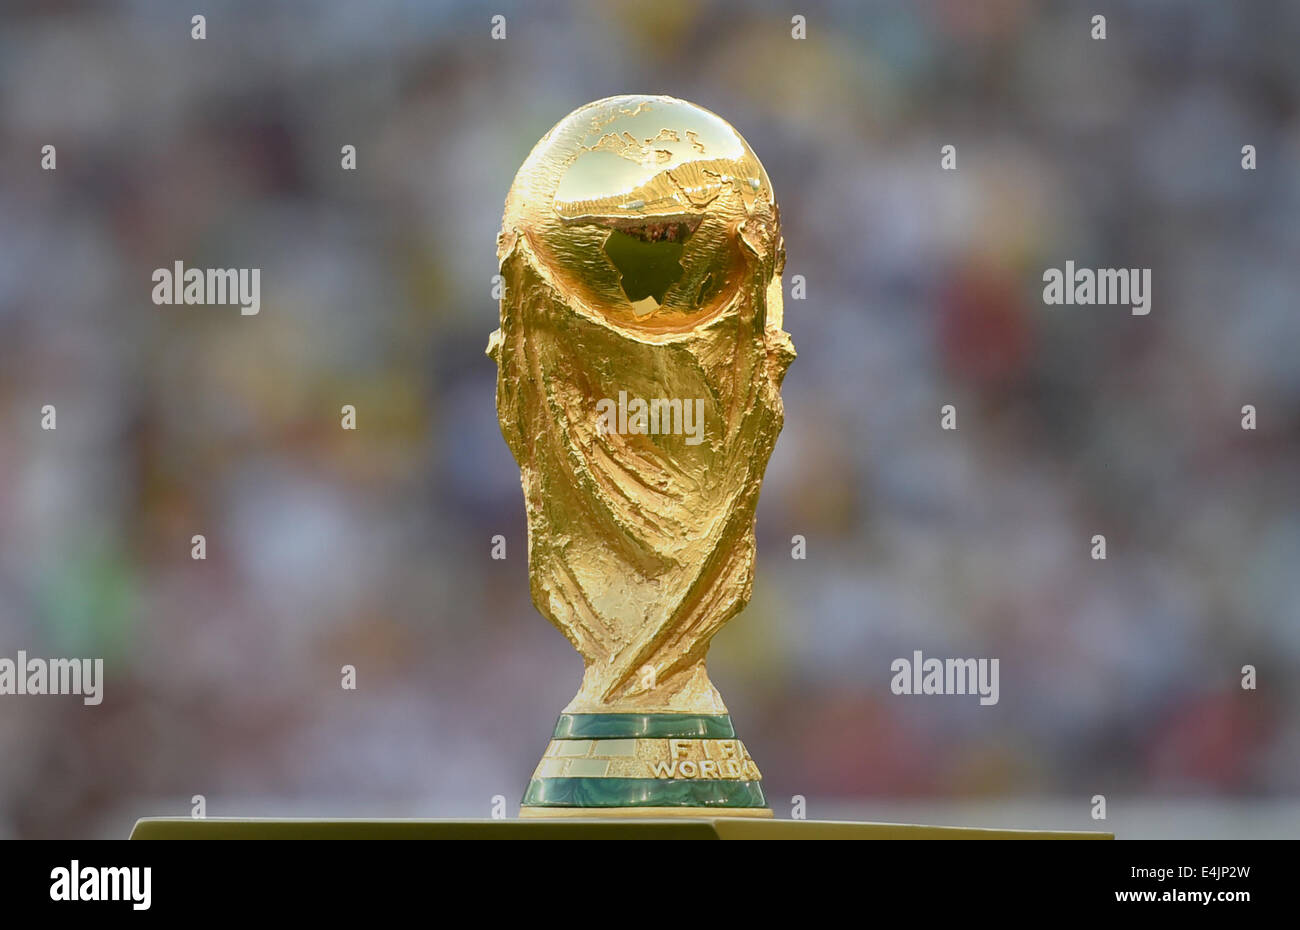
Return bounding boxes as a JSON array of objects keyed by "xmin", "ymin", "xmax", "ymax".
[{"xmin": 0, "ymin": 0, "xmax": 1297, "ymax": 837}]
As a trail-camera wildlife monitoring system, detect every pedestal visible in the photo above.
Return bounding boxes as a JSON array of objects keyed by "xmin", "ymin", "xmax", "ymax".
[{"xmin": 129, "ymin": 817, "xmax": 1113, "ymax": 840}]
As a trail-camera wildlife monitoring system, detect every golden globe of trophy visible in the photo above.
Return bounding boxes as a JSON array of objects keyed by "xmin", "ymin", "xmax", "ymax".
[{"xmin": 488, "ymin": 95, "xmax": 795, "ymax": 817}]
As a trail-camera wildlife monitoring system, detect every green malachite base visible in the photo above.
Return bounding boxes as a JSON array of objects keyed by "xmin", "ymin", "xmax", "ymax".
[
  {"xmin": 552, "ymin": 713, "xmax": 736, "ymax": 739},
  {"xmin": 521, "ymin": 713, "xmax": 769, "ymax": 815}
]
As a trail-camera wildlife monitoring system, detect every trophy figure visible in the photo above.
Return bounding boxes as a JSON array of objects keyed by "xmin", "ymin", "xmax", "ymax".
[
  {"xmin": 488, "ymin": 95, "xmax": 795, "ymax": 817},
  {"xmin": 125, "ymin": 93, "xmax": 1109, "ymax": 842}
]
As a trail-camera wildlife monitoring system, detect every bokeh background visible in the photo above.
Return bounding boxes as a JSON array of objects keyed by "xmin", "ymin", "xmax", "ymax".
[{"xmin": 1, "ymin": 0, "xmax": 1297, "ymax": 839}]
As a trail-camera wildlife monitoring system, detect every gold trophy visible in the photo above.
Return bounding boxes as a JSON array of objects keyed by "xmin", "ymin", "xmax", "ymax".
[
  {"xmin": 127, "ymin": 94, "xmax": 1113, "ymax": 841},
  {"xmin": 123, "ymin": 104, "xmax": 1118, "ymax": 841},
  {"xmin": 488, "ymin": 95, "xmax": 794, "ymax": 817}
]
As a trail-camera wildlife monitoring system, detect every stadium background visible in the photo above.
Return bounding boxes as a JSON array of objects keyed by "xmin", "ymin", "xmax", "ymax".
[{"xmin": 1, "ymin": 0, "xmax": 1297, "ymax": 837}]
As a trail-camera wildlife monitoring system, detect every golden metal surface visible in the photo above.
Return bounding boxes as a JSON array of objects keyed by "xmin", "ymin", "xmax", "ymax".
[
  {"xmin": 532, "ymin": 738, "xmax": 762, "ymax": 780},
  {"xmin": 488, "ymin": 94, "xmax": 793, "ymax": 721}
]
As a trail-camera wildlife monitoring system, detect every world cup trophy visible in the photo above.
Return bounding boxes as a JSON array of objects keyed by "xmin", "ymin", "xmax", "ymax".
[{"xmin": 488, "ymin": 95, "xmax": 795, "ymax": 817}]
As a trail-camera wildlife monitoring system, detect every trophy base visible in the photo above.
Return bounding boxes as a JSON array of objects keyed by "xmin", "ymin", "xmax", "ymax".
[
  {"xmin": 520, "ymin": 713, "xmax": 771, "ymax": 817},
  {"xmin": 518, "ymin": 806, "xmax": 773, "ymax": 819}
]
